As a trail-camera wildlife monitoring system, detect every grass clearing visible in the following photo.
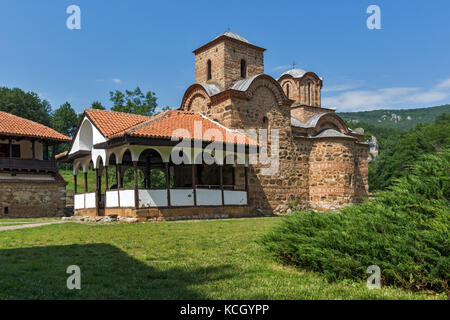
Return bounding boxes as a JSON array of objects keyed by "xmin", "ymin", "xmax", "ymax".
[{"xmin": 0, "ymin": 217, "xmax": 443, "ymax": 299}]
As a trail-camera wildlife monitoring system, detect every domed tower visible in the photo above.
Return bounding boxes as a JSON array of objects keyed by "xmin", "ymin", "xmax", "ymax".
[
  {"xmin": 192, "ymin": 31, "xmax": 266, "ymax": 91},
  {"xmin": 278, "ymin": 68, "xmax": 326, "ymax": 122}
]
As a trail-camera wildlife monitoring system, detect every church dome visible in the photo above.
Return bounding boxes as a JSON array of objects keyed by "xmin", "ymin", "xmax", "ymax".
[{"xmin": 279, "ymin": 68, "xmax": 307, "ymax": 79}]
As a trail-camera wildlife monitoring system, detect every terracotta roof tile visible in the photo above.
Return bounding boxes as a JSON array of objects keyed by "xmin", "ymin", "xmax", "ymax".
[
  {"xmin": 125, "ymin": 111, "xmax": 258, "ymax": 146},
  {"xmin": 0, "ymin": 111, "xmax": 71, "ymax": 142},
  {"xmin": 86, "ymin": 109, "xmax": 257, "ymax": 146},
  {"xmin": 85, "ymin": 109, "xmax": 150, "ymax": 138}
]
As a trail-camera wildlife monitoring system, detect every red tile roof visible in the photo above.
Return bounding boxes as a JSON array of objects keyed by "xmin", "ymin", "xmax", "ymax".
[
  {"xmin": 85, "ymin": 109, "xmax": 150, "ymax": 138},
  {"xmin": 0, "ymin": 111, "xmax": 71, "ymax": 142},
  {"xmin": 85, "ymin": 109, "xmax": 257, "ymax": 146}
]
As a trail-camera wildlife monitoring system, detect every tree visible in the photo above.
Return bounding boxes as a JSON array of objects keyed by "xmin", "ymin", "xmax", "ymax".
[
  {"xmin": 51, "ymin": 102, "xmax": 79, "ymax": 137},
  {"xmin": 91, "ymin": 101, "xmax": 106, "ymax": 110},
  {"xmin": 109, "ymin": 87, "xmax": 157, "ymax": 116},
  {"xmin": 0, "ymin": 87, "xmax": 52, "ymax": 126}
]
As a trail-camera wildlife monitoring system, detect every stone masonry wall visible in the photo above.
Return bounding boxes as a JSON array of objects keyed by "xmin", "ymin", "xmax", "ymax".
[{"xmin": 0, "ymin": 178, "xmax": 66, "ymax": 218}]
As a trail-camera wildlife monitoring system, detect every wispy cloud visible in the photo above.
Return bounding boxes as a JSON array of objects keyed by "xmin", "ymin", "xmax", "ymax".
[
  {"xmin": 322, "ymin": 80, "xmax": 364, "ymax": 93},
  {"xmin": 322, "ymin": 78, "xmax": 450, "ymax": 111},
  {"xmin": 112, "ymin": 78, "xmax": 121, "ymax": 84},
  {"xmin": 272, "ymin": 65, "xmax": 291, "ymax": 71}
]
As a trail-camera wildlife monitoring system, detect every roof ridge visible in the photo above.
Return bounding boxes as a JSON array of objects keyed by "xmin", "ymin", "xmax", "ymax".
[
  {"xmin": 85, "ymin": 108, "xmax": 152, "ymax": 119},
  {"xmin": 120, "ymin": 110, "xmax": 175, "ymax": 136}
]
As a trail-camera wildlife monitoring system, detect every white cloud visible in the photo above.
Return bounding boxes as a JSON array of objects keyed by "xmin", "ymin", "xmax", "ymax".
[
  {"xmin": 112, "ymin": 78, "xmax": 121, "ymax": 84},
  {"xmin": 272, "ymin": 65, "xmax": 291, "ymax": 71},
  {"xmin": 322, "ymin": 78, "xmax": 450, "ymax": 111},
  {"xmin": 322, "ymin": 80, "xmax": 364, "ymax": 93}
]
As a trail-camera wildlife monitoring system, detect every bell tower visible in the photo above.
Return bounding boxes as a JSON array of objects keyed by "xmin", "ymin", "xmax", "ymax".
[{"xmin": 193, "ymin": 31, "xmax": 266, "ymax": 91}]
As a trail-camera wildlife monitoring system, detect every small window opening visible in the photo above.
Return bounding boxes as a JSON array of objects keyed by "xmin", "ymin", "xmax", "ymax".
[
  {"xmin": 207, "ymin": 60, "xmax": 212, "ymax": 80},
  {"xmin": 4, "ymin": 207, "xmax": 9, "ymax": 215},
  {"xmin": 240, "ymin": 59, "xmax": 247, "ymax": 78},
  {"xmin": 286, "ymin": 84, "xmax": 290, "ymax": 98}
]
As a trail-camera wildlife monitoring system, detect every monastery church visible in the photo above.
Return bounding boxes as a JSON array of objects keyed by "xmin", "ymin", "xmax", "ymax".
[{"xmin": 58, "ymin": 31, "xmax": 369, "ymax": 220}]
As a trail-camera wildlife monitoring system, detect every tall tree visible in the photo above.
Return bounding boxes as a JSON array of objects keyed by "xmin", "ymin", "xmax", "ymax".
[
  {"xmin": 51, "ymin": 102, "xmax": 79, "ymax": 137},
  {"xmin": 0, "ymin": 87, "xmax": 52, "ymax": 126},
  {"xmin": 109, "ymin": 87, "xmax": 157, "ymax": 116},
  {"xmin": 91, "ymin": 101, "xmax": 106, "ymax": 110}
]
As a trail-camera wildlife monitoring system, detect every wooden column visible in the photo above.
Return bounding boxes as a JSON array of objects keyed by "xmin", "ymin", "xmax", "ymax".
[
  {"xmin": 31, "ymin": 140, "xmax": 36, "ymax": 159},
  {"xmin": 116, "ymin": 163, "xmax": 121, "ymax": 207},
  {"xmin": 244, "ymin": 166, "xmax": 249, "ymax": 205},
  {"xmin": 84, "ymin": 172, "xmax": 88, "ymax": 193},
  {"xmin": 95, "ymin": 168, "xmax": 100, "ymax": 209},
  {"xmin": 133, "ymin": 161, "xmax": 138, "ymax": 209},
  {"xmin": 8, "ymin": 138, "xmax": 12, "ymax": 158},
  {"xmin": 104, "ymin": 166, "xmax": 109, "ymax": 191},
  {"xmin": 165, "ymin": 162, "xmax": 171, "ymax": 207},
  {"xmin": 220, "ymin": 165, "xmax": 224, "ymax": 206},
  {"xmin": 74, "ymin": 174, "xmax": 78, "ymax": 194},
  {"xmin": 51, "ymin": 145, "xmax": 56, "ymax": 160},
  {"xmin": 192, "ymin": 164, "xmax": 197, "ymax": 206}
]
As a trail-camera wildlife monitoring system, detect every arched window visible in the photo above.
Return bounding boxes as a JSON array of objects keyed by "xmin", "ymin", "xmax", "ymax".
[
  {"xmin": 207, "ymin": 60, "xmax": 212, "ymax": 80},
  {"xmin": 308, "ymin": 82, "xmax": 311, "ymax": 106},
  {"xmin": 286, "ymin": 84, "xmax": 290, "ymax": 98},
  {"xmin": 240, "ymin": 59, "xmax": 247, "ymax": 78}
]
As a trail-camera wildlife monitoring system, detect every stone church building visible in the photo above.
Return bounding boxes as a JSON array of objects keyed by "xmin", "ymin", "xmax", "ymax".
[
  {"xmin": 181, "ymin": 31, "xmax": 369, "ymax": 212},
  {"xmin": 62, "ymin": 31, "xmax": 369, "ymax": 221}
]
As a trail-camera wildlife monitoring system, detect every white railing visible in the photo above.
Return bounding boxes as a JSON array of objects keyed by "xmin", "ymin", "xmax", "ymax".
[{"xmin": 74, "ymin": 189, "xmax": 247, "ymax": 209}]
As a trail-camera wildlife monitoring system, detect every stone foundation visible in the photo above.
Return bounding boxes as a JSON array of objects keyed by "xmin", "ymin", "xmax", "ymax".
[
  {"xmin": 75, "ymin": 205, "xmax": 254, "ymax": 222},
  {"xmin": 0, "ymin": 173, "xmax": 67, "ymax": 218}
]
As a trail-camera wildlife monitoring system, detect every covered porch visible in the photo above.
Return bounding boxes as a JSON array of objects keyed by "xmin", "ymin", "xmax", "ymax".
[{"xmin": 71, "ymin": 144, "xmax": 250, "ymax": 220}]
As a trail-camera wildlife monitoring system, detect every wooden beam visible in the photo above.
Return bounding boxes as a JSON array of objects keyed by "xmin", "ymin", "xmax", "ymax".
[{"xmin": 31, "ymin": 140, "xmax": 36, "ymax": 159}]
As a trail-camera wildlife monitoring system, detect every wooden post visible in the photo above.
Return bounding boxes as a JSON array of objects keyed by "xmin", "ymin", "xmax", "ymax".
[
  {"xmin": 51, "ymin": 145, "xmax": 56, "ymax": 160},
  {"xmin": 220, "ymin": 165, "xmax": 224, "ymax": 206},
  {"xmin": 84, "ymin": 171, "xmax": 88, "ymax": 193},
  {"xmin": 165, "ymin": 162, "xmax": 171, "ymax": 207},
  {"xmin": 116, "ymin": 163, "xmax": 121, "ymax": 207},
  {"xmin": 104, "ymin": 166, "xmax": 109, "ymax": 191},
  {"xmin": 74, "ymin": 174, "xmax": 78, "ymax": 194},
  {"xmin": 133, "ymin": 161, "xmax": 138, "ymax": 209},
  {"xmin": 45, "ymin": 145, "xmax": 49, "ymax": 160},
  {"xmin": 31, "ymin": 140, "xmax": 36, "ymax": 159},
  {"xmin": 244, "ymin": 166, "xmax": 249, "ymax": 205},
  {"xmin": 8, "ymin": 138, "xmax": 12, "ymax": 158},
  {"xmin": 192, "ymin": 164, "xmax": 197, "ymax": 206},
  {"xmin": 95, "ymin": 168, "xmax": 99, "ymax": 209}
]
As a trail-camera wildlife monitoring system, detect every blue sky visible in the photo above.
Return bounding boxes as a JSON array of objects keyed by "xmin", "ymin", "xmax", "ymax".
[{"xmin": 0, "ymin": 0, "xmax": 449, "ymax": 113}]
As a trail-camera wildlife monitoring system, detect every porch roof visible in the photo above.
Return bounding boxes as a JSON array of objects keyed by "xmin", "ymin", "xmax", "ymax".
[{"xmin": 85, "ymin": 109, "xmax": 258, "ymax": 147}]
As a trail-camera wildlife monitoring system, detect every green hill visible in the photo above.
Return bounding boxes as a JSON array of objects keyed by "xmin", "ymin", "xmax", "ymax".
[{"xmin": 337, "ymin": 104, "xmax": 450, "ymax": 130}]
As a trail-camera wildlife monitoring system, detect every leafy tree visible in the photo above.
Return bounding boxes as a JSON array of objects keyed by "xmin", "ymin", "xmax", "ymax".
[
  {"xmin": 0, "ymin": 87, "xmax": 52, "ymax": 126},
  {"xmin": 91, "ymin": 101, "xmax": 106, "ymax": 110},
  {"xmin": 109, "ymin": 87, "xmax": 157, "ymax": 116},
  {"xmin": 51, "ymin": 102, "xmax": 79, "ymax": 137}
]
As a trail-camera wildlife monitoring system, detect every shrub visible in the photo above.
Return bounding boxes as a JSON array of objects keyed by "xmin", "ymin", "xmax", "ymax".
[{"xmin": 262, "ymin": 150, "xmax": 450, "ymax": 293}]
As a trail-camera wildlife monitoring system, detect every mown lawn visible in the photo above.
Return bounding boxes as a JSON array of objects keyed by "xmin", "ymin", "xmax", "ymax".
[{"xmin": 0, "ymin": 217, "xmax": 442, "ymax": 299}]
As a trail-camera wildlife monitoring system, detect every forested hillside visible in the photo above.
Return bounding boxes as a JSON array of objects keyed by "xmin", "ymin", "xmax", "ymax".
[{"xmin": 338, "ymin": 104, "xmax": 450, "ymax": 130}]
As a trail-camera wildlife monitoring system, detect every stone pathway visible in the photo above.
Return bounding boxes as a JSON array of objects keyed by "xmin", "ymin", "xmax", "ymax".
[{"xmin": 0, "ymin": 220, "xmax": 68, "ymax": 231}]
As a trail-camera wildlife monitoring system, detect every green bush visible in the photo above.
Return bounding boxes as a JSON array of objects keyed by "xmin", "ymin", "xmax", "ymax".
[{"xmin": 262, "ymin": 150, "xmax": 450, "ymax": 293}]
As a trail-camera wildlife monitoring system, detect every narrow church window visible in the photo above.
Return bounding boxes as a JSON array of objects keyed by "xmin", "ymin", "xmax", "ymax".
[
  {"xmin": 240, "ymin": 59, "xmax": 247, "ymax": 78},
  {"xmin": 308, "ymin": 82, "xmax": 311, "ymax": 105},
  {"xmin": 286, "ymin": 84, "xmax": 290, "ymax": 98},
  {"xmin": 207, "ymin": 60, "xmax": 212, "ymax": 80}
]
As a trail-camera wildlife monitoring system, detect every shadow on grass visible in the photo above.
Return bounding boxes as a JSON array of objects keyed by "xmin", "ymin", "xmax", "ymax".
[{"xmin": 0, "ymin": 243, "xmax": 236, "ymax": 299}]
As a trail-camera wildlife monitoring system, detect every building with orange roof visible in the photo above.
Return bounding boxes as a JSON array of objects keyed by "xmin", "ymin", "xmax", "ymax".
[
  {"xmin": 0, "ymin": 111, "xmax": 71, "ymax": 218},
  {"xmin": 61, "ymin": 31, "xmax": 369, "ymax": 221}
]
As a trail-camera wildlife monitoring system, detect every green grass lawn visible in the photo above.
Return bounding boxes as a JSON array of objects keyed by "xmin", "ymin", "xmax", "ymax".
[{"xmin": 0, "ymin": 217, "xmax": 443, "ymax": 300}]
